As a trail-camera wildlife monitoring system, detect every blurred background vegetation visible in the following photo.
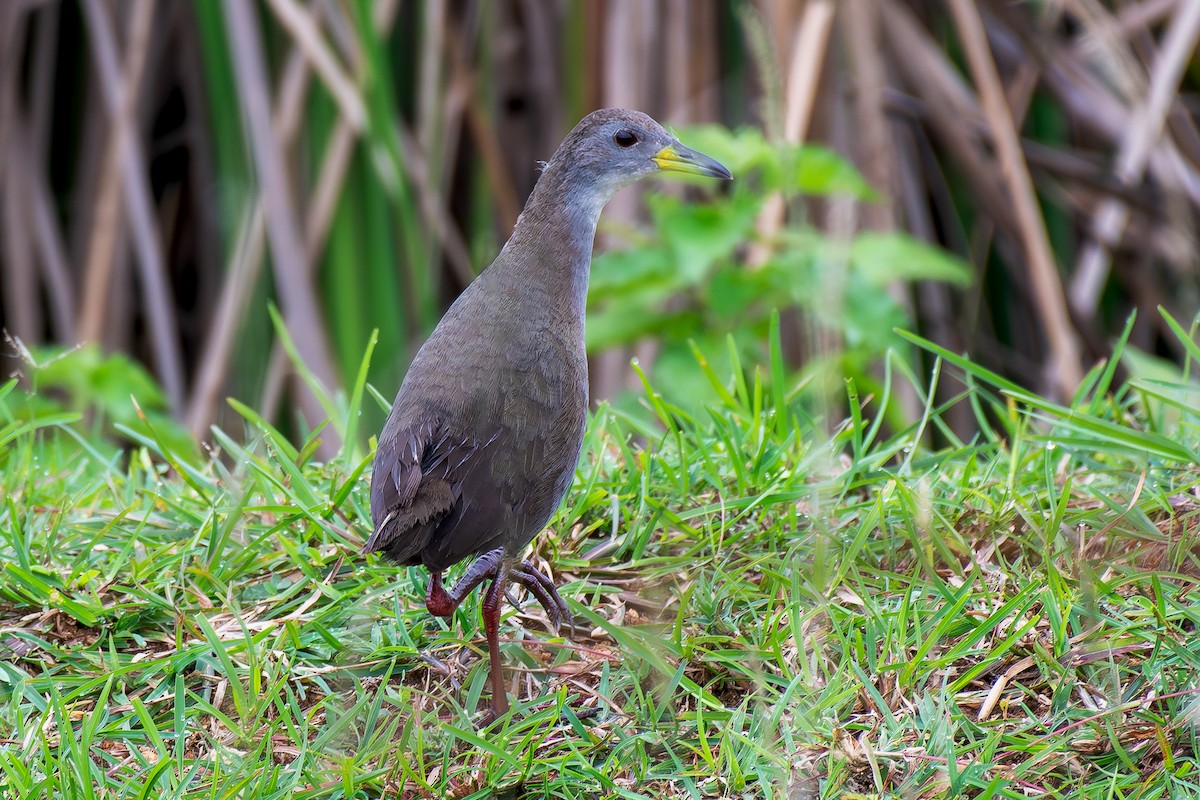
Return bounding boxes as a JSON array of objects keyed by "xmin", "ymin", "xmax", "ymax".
[{"xmin": 1, "ymin": 0, "xmax": 1198, "ymax": 452}]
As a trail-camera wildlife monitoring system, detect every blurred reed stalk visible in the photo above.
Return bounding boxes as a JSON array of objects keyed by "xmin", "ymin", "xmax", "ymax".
[{"xmin": 0, "ymin": 0, "xmax": 1196, "ymax": 447}]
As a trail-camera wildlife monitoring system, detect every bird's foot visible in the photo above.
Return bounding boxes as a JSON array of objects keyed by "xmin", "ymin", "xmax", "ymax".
[
  {"xmin": 511, "ymin": 560, "xmax": 574, "ymax": 635},
  {"xmin": 474, "ymin": 705, "xmax": 504, "ymax": 728},
  {"xmin": 425, "ymin": 548, "xmax": 506, "ymax": 616}
]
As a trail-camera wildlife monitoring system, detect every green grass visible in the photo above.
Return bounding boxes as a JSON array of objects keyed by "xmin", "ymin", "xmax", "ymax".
[{"xmin": 1, "ymin": 312, "xmax": 1199, "ymax": 799}]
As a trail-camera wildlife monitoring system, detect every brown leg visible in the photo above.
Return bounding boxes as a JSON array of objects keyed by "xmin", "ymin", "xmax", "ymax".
[
  {"xmin": 511, "ymin": 561, "xmax": 573, "ymax": 634},
  {"xmin": 425, "ymin": 548, "xmax": 505, "ymax": 616},
  {"xmin": 482, "ymin": 560, "xmax": 513, "ymax": 716}
]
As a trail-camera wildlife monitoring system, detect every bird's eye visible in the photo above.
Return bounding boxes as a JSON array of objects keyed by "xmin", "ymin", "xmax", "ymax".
[{"xmin": 613, "ymin": 129, "xmax": 639, "ymax": 148}]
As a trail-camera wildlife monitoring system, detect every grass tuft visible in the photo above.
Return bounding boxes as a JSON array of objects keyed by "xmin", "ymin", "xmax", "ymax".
[{"xmin": 2, "ymin": 317, "xmax": 1199, "ymax": 797}]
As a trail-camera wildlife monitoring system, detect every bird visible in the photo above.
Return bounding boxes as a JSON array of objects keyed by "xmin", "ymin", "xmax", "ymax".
[{"xmin": 364, "ymin": 108, "xmax": 731, "ymax": 717}]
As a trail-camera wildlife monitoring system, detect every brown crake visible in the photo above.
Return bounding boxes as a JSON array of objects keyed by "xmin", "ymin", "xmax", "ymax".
[{"xmin": 365, "ymin": 108, "xmax": 731, "ymax": 717}]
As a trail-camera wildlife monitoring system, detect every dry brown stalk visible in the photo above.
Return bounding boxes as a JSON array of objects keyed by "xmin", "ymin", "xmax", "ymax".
[
  {"xmin": 747, "ymin": 0, "xmax": 836, "ymax": 269},
  {"xmin": 78, "ymin": 0, "xmax": 185, "ymax": 407},
  {"xmin": 1069, "ymin": 1, "xmax": 1200, "ymax": 318},
  {"xmin": 949, "ymin": 0, "xmax": 1083, "ymax": 397},
  {"xmin": 222, "ymin": 0, "xmax": 342, "ymax": 443}
]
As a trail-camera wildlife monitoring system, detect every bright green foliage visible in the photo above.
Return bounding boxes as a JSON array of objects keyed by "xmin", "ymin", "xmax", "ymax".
[
  {"xmin": 2, "ymin": 344, "xmax": 198, "ymax": 462},
  {"xmin": 0, "ymin": 311, "xmax": 1198, "ymax": 798},
  {"xmin": 589, "ymin": 125, "xmax": 973, "ymax": 425}
]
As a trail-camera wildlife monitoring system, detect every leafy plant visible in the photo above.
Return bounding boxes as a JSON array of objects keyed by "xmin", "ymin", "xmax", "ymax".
[
  {"xmin": 0, "ymin": 344, "xmax": 197, "ymax": 462},
  {"xmin": 588, "ymin": 125, "xmax": 972, "ymax": 422}
]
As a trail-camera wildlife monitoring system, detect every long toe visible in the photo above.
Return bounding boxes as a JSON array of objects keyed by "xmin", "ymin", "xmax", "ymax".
[
  {"xmin": 539, "ymin": 576, "xmax": 573, "ymax": 634},
  {"xmin": 551, "ymin": 588, "xmax": 574, "ymax": 635},
  {"xmin": 476, "ymin": 706, "xmax": 500, "ymax": 728},
  {"xmin": 513, "ymin": 561, "xmax": 574, "ymax": 635},
  {"xmin": 536, "ymin": 567, "xmax": 573, "ymax": 634}
]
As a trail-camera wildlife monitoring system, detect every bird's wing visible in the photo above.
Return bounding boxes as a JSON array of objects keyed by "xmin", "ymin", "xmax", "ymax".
[
  {"xmin": 417, "ymin": 426, "xmax": 512, "ymax": 570},
  {"xmin": 364, "ymin": 418, "xmax": 510, "ymax": 568},
  {"xmin": 364, "ymin": 418, "xmax": 459, "ymax": 561}
]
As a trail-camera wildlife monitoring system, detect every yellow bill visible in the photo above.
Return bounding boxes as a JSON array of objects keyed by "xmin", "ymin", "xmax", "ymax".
[{"xmin": 652, "ymin": 142, "xmax": 733, "ymax": 180}]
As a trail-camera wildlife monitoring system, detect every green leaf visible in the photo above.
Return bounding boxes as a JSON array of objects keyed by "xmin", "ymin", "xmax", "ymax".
[
  {"xmin": 649, "ymin": 194, "xmax": 758, "ymax": 286},
  {"xmin": 851, "ymin": 232, "xmax": 973, "ymax": 287},
  {"xmin": 586, "ymin": 305, "xmax": 701, "ymax": 352},
  {"xmin": 789, "ymin": 145, "xmax": 877, "ymax": 199},
  {"xmin": 589, "ymin": 246, "xmax": 677, "ymax": 299}
]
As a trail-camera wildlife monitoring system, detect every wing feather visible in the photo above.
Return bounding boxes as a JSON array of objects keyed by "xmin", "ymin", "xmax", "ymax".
[
  {"xmin": 364, "ymin": 419, "xmax": 455, "ymax": 563},
  {"xmin": 365, "ymin": 417, "xmax": 509, "ymax": 570}
]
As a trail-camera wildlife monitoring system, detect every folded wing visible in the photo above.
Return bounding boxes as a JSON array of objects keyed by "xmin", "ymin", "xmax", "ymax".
[{"xmin": 364, "ymin": 418, "xmax": 508, "ymax": 570}]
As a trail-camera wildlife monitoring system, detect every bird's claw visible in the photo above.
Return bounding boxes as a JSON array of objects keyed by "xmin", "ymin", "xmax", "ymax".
[
  {"xmin": 512, "ymin": 560, "xmax": 574, "ymax": 636},
  {"xmin": 475, "ymin": 705, "xmax": 501, "ymax": 728}
]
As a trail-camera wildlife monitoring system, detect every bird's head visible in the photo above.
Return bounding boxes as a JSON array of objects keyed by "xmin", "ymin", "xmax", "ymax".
[{"xmin": 543, "ymin": 108, "xmax": 732, "ymax": 202}]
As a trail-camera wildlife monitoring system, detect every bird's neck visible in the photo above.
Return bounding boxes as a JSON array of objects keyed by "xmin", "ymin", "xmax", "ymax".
[{"xmin": 493, "ymin": 175, "xmax": 608, "ymax": 320}]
